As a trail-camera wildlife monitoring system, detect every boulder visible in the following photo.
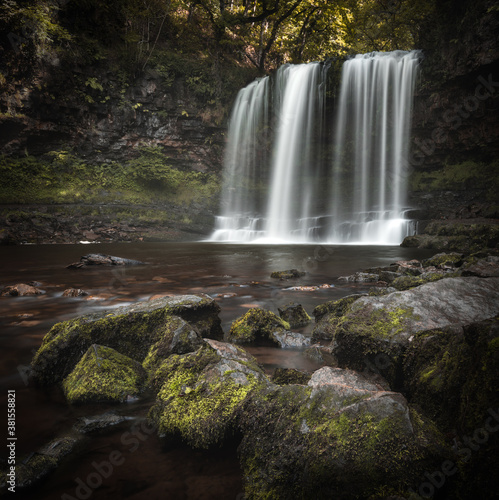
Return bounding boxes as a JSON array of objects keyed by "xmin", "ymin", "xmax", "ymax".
[
  {"xmin": 461, "ymin": 255, "xmax": 499, "ymax": 277},
  {"xmin": 329, "ymin": 277, "xmax": 499, "ymax": 386},
  {"xmin": 62, "ymin": 344, "xmax": 147, "ymax": 404},
  {"xmin": 278, "ymin": 303, "xmax": 311, "ymax": 327},
  {"xmin": 228, "ymin": 307, "xmax": 290, "ymax": 345},
  {"xmin": 237, "ymin": 366, "xmax": 448, "ymax": 499},
  {"xmin": 67, "ymin": 253, "xmax": 146, "ymax": 269},
  {"xmin": 148, "ymin": 339, "xmax": 270, "ymax": 448},
  {"xmin": 270, "ymin": 330, "xmax": 311, "ymax": 348},
  {"xmin": 31, "ymin": 294, "xmax": 223, "ymax": 386},
  {"xmin": 272, "ymin": 367, "xmax": 311, "ymax": 385}
]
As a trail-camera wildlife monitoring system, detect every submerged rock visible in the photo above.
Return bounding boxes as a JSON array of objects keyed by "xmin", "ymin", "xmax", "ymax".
[
  {"xmin": 148, "ymin": 339, "xmax": 270, "ymax": 448},
  {"xmin": 228, "ymin": 307, "xmax": 290, "ymax": 345},
  {"xmin": 270, "ymin": 269, "xmax": 305, "ymax": 279},
  {"xmin": 63, "ymin": 344, "xmax": 147, "ymax": 404},
  {"xmin": 31, "ymin": 294, "xmax": 223, "ymax": 386},
  {"xmin": 237, "ymin": 366, "xmax": 448, "ymax": 499},
  {"xmin": 1, "ymin": 283, "xmax": 44, "ymax": 296},
  {"xmin": 73, "ymin": 411, "xmax": 134, "ymax": 434},
  {"xmin": 62, "ymin": 288, "xmax": 89, "ymax": 297},
  {"xmin": 67, "ymin": 253, "xmax": 146, "ymax": 269}
]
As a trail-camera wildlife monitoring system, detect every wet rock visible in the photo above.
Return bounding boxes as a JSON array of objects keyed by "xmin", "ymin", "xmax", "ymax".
[
  {"xmin": 228, "ymin": 307, "xmax": 290, "ymax": 345},
  {"xmin": 330, "ymin": 277, "xmax": 499, "ymax": 386},
  {"xmin": 277, "ymin": 303, "xmax": 311, "ymax": 327},
  {"xmin": 5, "ymin": 436, "xmax": 82, "ymax": 492},
  {"xmin": 237, "ymin": 366, "xmax": 448, "ymax": 499},
  {"xmin": 304, "ymin": 344, "xmax": 337, "ymax": 365},
  {"xmin": 391, "ymin": 272, "xmax": 448, "ymax": 290},
  {"xmin": 270, "ymin": 330, "xmax": 311, "ymax": 348},
  {"xmin": 270, "ymin": 269, "xmax": 305, "ymax": 279},
  {"xmin": 31, "ymin": 294, "xmax": 223, "ymax": 386},
  {"xmin": 73, "ymin": 411, "xmax": 134, "ymax": 434},
  {"xmin": 67, "ymin": 253, "xmax": 146, "ymax": 269},
  {"xmin": 148, "ymin": 339, "xmax": 270, "ymax": 448},
  {"xmin": 422, "ymin": 252, "xmax": 463, "ymax": 268},
  {"xmin": 62, "ymin": 288, "xmax": 89, "ymax": 297},
  {"xmin": 1, "ymin": 283, "xmax": 44, "ymax": 296},
  {"xmin": 63, "ymin": 344, "xmax": 147, "ymax": 404}
]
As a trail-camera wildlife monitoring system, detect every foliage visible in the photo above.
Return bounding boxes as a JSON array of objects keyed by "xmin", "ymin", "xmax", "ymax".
[{"xmin": 0, "ymin": 147, "xmax": 220, "ymax": 207}]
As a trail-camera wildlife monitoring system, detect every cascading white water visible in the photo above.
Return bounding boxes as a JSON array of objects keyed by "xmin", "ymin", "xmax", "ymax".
[
  {"xmin": 210, "ymin": 76, "xmax": 270, "ymax": 242},
  {"xmin": 329, "ymin": 51, "xmax": 420, "ymax": 244},
  {"xmin": 209, "ymin": 51, "xmax": 420, "ymax": 245}
]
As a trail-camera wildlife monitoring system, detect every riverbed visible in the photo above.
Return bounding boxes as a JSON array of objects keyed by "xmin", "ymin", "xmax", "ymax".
[{"xmin": 0, "ymin": 242, "xmax": 433, "ymax": 499}]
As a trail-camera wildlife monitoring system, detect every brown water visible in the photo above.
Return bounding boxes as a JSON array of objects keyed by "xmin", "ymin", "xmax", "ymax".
[{"xmin": 0, "ymin": 242, "xmax": 433, "ymax": 499}]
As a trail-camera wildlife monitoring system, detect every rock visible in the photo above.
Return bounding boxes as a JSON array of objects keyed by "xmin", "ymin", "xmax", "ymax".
[
  {"xmin": 338, "ymin": 272, "xmax": 379, "ymax": 282},
  {"xmin": 270, "ymin": 330, "xmax": 311, "ymax": 348},
  {"xmin": 5, "ymin": 436, "xmax": 82, "ymax": 492},
  {"xmin": 67, "ymin": 253, "xmax": 146, "ymax": 269},
  {"xmin": 461, "ymin": 256, "xmax": 499, "ymax": 277},
  {"xmin": 228, "ymin": 307, "xmax": 290, "ymax": 345},
  {"xmin": 237, "ymin": 366, "xmax": 448, "ymax": 499},
  {"xmin": 422, "ymin": 252, "xmax": 463, "ymax": 267},
  {"xmin": 312, "ymin": 294, "xmax": 365, "ymax": 341},
  {"xmin": 272, "ymin": 368, "xmax": 311, "ymax": 385},
  {"xmin": 391, "ymin": 272, "xmax": 448, "ymax": 290},
  {"xmin": 62, "ymin": 345, "xmax": 147, "ymax": 404},
  {"xmin": 313, "ymin": 293, "xmax": 365, "ymax": 322},
  {"xmin": 1, "ymin": 283, "xmax": 44, "ymax": 296},
  {"xmin": 142, "ymin": 316, "xmax": 204, "ymax": 378},
  {"xmin": 304, "ymin": 344, "xmax": 337, "ymax": 365},
  {"xmin": 403, "ymin": 317, "xmax": 499, "ymax": 433},
  {"xmin": 148, "ymin": 339, "xmax": 270, "ymax": 448},
  {"xmin": 270, "ymin": 269, "xmax": 305, "ymax": 279},
  {"xmin": 62, "ymin": 288, "xmax": 88, "ymax": 297},
  {"xmin": 277, "ymin": 303, "xmax": 311, "ymax": 327},
  {"xmin": 329, "ymin": 277, "xmax": 499, "ymax": 386},
  {"xmin": 30, "ymin": 294, "xmax": 223, "ymax": 386},
  {"xmin": 73, "ymin": 411, "xmax": 134, "ymax": 434}
]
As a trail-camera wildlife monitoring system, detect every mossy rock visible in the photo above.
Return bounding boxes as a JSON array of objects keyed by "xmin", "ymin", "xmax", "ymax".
[
  {"xmin": 272, "ymin": 367, "xmax": 311, "ymax": 385},
  {"xmin": 142, "ymin": 316, "xmax": 204, "ymax": 379},
  {"xmin": 270, "ymin": 269, "xmax": 305, "ymax": 279},
  {"xmin": 228, "ymin": 307, "xmax": 290, "ymax": 345},
  {"xmin": 237, "ymin": 366, "xmax": 449, "ymax": 499},
  {"xmin": 63, "ymin": 345, "xmax": 147, "ymax": 404},
  {"xmin": 31, "ymin": 294, "xmax": 222, "ymax": 386},
  {"xmin": 422, "ymin": 252, "xmax": 463, "ymax": 268},
  {"xmin": 329, "ymin": 278, "xmax": 499, "ymax": 388},
  {"xmin": 391, "ymin": 272, "xmax": 448, "ymax": 291},
  {"xmin": 403, "ymin": 317, "xmax": 499, "ymax": 434},
  {"xmin": 403, "ymin": 317, "xmax": 499, "ymax": 500},
  {"xmin": 278, "ymin": 303, "xmax": 311, "ymax": 328},
  {"xmin": 312, "ymin": 294, "xmax": 365, "ymax": 340},
  {"xmin": 148, "ymin": 339, "xmax": 270, "ymax": 449},
  {"xmin": 313, "ymin": 294, "xmax": 365, "ymax": 323}
]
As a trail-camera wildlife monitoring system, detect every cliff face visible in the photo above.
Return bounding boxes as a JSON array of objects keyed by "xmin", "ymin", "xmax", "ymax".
[
  {"xmin": 408, "ymin": 1, "xmax": 499, "ymax": 222},
  {"xmin": 0, "ymin": 64, "xmax": 227, "ymax": 173}
]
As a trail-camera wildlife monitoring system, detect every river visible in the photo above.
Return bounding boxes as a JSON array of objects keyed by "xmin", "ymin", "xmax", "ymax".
[{"xmin": 0, "ymin": 242, "xmax": 433, "ymax": 499}]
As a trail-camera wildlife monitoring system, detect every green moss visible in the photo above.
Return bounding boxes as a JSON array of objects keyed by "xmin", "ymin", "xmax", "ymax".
[
  {"xmin": 62, "ymin": 345, "xmax": 146, "ymax": 404},
  {"xmin": 238, "ymin": 384, "xmax": 447, "ymax": 499},
  {"xmin": 422, "ymin": 252, "xmax": 463, "ymax": 267},
  {"xmin": 313, "ymin": 294, "xmax": 363, "ymax": 321},
  {"xmin": 228, "ymin": 308, "xmax": 290, "ymax": 344},
  {"xmin": 272, "ymin": 368, "xmax": 311, "ymax": 385},
  {"xmin": 149, "ymin": 344, "xmax": 265, "ymax": 448},
  {"xmin": 392, "ymin": 273, "xmax": 448, "ymax": 291}
]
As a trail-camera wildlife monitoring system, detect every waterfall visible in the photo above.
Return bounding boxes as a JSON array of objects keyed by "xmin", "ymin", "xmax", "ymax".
[
  {"xmin": 329, "ymin": 50, "xmax": 420, "ymax": 244},
  {"xmin": 209, "ymin": 51, "xmax": 420, "ymax": 245}
]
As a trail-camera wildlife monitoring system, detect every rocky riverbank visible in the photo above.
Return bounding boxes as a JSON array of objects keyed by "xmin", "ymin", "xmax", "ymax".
[{"xmin": 1, "ymin": 250, "xmax": 498, "ymax": 499}]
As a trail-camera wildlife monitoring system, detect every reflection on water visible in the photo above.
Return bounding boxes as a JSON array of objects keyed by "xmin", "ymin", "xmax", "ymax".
[{"xmin": 0, "ymin": 242, "xmax": 433, "ymax": 499}]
